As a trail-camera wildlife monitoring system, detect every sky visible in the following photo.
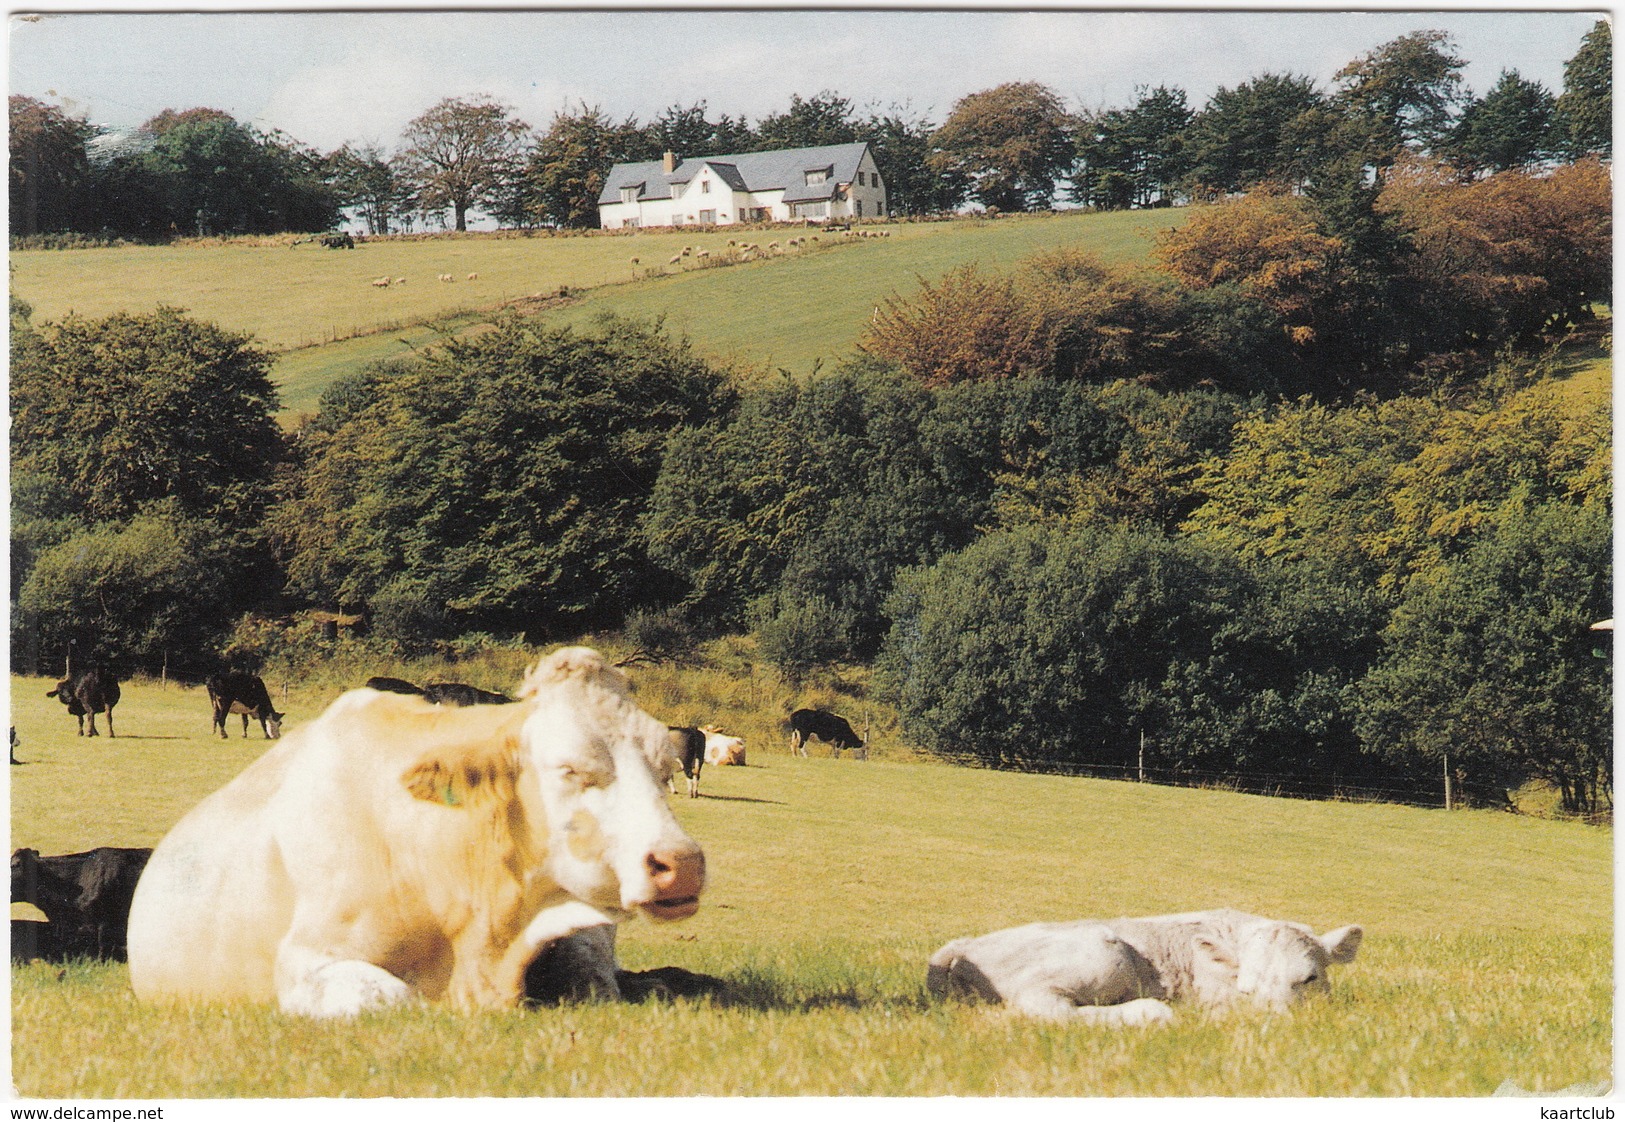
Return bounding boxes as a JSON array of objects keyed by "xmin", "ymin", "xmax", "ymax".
[{"xmin": 6, "ymin": 6, "xmax": 1606, "ymax": 155}]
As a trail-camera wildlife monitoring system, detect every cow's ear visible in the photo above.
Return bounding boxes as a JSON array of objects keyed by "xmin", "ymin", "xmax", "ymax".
[
  {"xmin": 1320, "ymin": 925, "xmax": 1363, "ymax": 964},
  {"xmin": 401, "ymin": 739, "xmax": 519, "ymax": 808},
  {"xmin": 1192, "ymin": 935, "xmax": 1238, "ymax": 971}
]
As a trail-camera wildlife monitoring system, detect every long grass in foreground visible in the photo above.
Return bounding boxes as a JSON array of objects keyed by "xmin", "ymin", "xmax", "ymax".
[
  {"xmin": 10, "ymin": 674, "xmax": 1611, "ymax": 1097},
  {"xmin": 12, "ymin": 931, "xmax": 1609, "ymax": 1097}
]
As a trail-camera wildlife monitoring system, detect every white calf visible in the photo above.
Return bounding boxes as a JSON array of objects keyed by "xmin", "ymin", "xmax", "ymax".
[{"xmin": 928, "ymin": 908, "xmax": 1362, "ymax": 1026}]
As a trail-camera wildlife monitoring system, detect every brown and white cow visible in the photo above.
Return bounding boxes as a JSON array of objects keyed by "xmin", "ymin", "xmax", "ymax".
[
  {"xmin": 701, "ymin": 726, "xmax": 746, "ymax": 767},
  {"xmin": 928, "ymin": 908, "xmax": 1362, "ymax": 1026},
  {"xmin": 126, "ymin": 647, "xmax": 705, "ymax": 1017}
]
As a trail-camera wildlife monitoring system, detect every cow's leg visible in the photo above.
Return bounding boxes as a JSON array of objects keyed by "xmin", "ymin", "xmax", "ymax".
[
  {"xmin": 85, "ymin": 712, "xmax": 99, "ymax": 737},
  {"xmin": 790, "ymin": 730, "xmax": 806, "ymax": 757},
  {"xmin": 275, "ymin": 940, "xmax": 416, "ymax": 1018},
  {"xmin": 1005, "ymin": 988, "xmax": 1174, "ymax": 1026},
  {"xmin": 103, "ymin": 708, "xmax": 114, "ymax": 739},
  {"xmin": 241, "ymin": 713, "xmax": 250, "ymax": 738}
]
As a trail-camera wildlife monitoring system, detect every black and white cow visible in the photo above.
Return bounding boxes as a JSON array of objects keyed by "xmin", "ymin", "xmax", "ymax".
[
  {"xmin": 666, "ymin": 726, "xmax": 706, "ymax": 798},
  {"xmin": 206, "ymin": 672, "xmax": 284, "ymax": 739},
  {"xmin": 788, "ymin": 708, "xmax": 864, "ymax": 756},
  {"xmin": 47, "ymin": 668, "xmax": 121, "ymax": 737}
]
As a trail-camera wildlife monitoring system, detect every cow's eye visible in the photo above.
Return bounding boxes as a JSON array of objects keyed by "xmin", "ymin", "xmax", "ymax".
[{"xmin": 558, "ymin": 764, "xmax": 608, "ymax": 789}]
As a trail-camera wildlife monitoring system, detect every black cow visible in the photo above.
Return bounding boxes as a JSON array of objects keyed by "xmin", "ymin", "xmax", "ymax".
[
  {"xmin": 423, "ymin": 682, "xmax": 514, "ymax": 706},
  {"xmin": 362, "ymin": 676, "xmax": 513, "ymax": 706},
  {"xmin": 789, "ymin": 708, "xmax": 865, "ymax": 757},
  {"xmin": 47, "ymin": 668, "xmax": 121, "ymax": 737},
  {"xmin": 364, "ymin": 676, "xmax": 424, "ymax": 696},
  {"xmin": 666, "ymin": 726, "xmax": 705, "ymax": 798},
  {"xmin": 11, "ymin": 846, "xmax": 152, "ymax": 961},
  {"xmin": 206, "ymin": 672, "xmax": 284, "ymax": 739},
  {"xmin": 9, "ymin": 727, "xmax": 18, "ymax": 765}
]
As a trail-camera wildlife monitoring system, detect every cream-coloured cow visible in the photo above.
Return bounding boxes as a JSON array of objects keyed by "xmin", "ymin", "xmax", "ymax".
[
  {"xmin": 126, "ymin": 647, "xmax": 704, "ymax": 1018},
  {"xmin": 928, "ymin": 908, "xmax": 1362, "ymax": 1026},
  {"xmin": 701, "ymin": 726, "xmax": 746, "ymax": 767}
]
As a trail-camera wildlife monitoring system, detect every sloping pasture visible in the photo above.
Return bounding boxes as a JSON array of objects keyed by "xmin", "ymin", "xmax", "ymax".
[
  {"xmin": 9, "ymin": 209, "xmax": 1184, "ymax": 419},
  {"xmin": 10, "ymin": 675, "xmax": 1611, "ymax": 1097}
]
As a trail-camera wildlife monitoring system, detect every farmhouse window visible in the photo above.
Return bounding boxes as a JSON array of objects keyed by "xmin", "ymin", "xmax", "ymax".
[
  {"xmin": 620, "ymin": 186, "xmax": 637, "ymax": 205},
  {"xmin": 701, "ymin": 180, "xmax": 711, "ymax": 194},
  {"xmin": 699, "ymin": 210, "xmax": 717, "ymax": 225},
  {"xmin": 804, "ymin": 168, "xmax": 829, "ymax": 186}
]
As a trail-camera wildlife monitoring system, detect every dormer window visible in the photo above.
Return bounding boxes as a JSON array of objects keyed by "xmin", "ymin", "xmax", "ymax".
[
  {"xmin": 620, "ymin": 186, "xmax": 638, "ymax": 205},
  {"xmin": 804, "ymin": 168, "xmax": 829, "ymax": 186}
]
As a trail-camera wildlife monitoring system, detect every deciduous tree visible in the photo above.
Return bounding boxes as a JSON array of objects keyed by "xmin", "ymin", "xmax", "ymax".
[
  {"xmin": 9, "ymin": 95, "xmax": 94, "ymax": 236},
  {"xmin": 274, "ymin": 317, "xmax": 729, "ymax": 637},
  {"xmin": 929, "ymin": 82, "xmax": 1076, "ymax": 212},
  {"xmin": 397, "ymin": 96, "xmax": 531, "ymax": 231},
  {"xmin": 10, "ymin": 307, "xmax": 284, "ymax": 527},
  {"xmin": 1333, "ymin": 30, "xmax": 1467, "ymax": 156}
]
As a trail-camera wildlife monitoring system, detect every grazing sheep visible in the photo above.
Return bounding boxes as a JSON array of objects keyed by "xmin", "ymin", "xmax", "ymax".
[
  {"xmin": 630, "ymin": 257, "xmax": 640, "ymax": 265},
  {"xmin": 395, "ymin": 277, "xmax": 407, "ymax": 285},
  {"xmin": 467, "ymin": 272, "xmax": 479, "ymax": 280},
  {"xmin": 438, "ymin": 274, "xmax": 454, "ymax": 283},
  {"xmin": 371, "ymin": 277, "xmax": 390, "ymax": 288},
  {"xmin": 681, "ymin": 247, "xmax": 692, "ymax": 256},
  {"xmin": 696, "ymin": 250, "xmax": 710, "ymax": 259},
  {"xmin": 669, "ymin": 254, "xmax": 683, "ymax": 266}
]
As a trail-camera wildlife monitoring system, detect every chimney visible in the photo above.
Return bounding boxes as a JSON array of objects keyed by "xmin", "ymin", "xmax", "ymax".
[{"xmin": 662, "ymin": 150, "xmax": 677, "ymax": 174}]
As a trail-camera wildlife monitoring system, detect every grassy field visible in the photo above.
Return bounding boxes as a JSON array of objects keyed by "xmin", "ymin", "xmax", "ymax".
[
  {"xmin": 10, "ymin": 671, "xmax": 1612, "ymax": 1098},
  {"xmin": 10, "ymin": 210, "xmax": 1184, "ymax": 418}
]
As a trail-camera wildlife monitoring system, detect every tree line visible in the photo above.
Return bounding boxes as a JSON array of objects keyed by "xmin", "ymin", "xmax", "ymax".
[
  {"xmin": 9, "ymin": 23, "xmax": 1611, "ymax": 240},
  {"xmin": 10, "ymin": 131, "xmax": 1611, "ymax": 812}
]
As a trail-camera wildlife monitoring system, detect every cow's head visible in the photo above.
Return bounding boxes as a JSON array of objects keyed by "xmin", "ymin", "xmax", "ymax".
[
  {"xmin": 265, "ymin": 710, "xmax": 284, "ymax": 738},
  {"xmin": 1196, "ymin": 920, "xmax": 1363, "ymax": 1009},
  {"xmin": 514, "ymin": 647, "xmax": 705, "ymax": 923}
]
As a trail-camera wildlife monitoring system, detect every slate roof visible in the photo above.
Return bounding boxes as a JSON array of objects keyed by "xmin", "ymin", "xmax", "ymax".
[{"xmin": 599, "ymin": 141, "xmax": 871, "ymax": 206}]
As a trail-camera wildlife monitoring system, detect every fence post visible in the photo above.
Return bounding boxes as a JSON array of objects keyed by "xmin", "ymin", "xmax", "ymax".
[
  {"xmin": 1138, "ymin": 730, "xmax": 1146, "ymax": 783},
  {"xmin": 1443, "ymin": 750, "xmax": 1453, "ymax": 810}
]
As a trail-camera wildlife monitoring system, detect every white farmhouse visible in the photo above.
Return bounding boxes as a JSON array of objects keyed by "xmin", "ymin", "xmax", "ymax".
[{"xmin": 598, "ymin": 142, "xmax": 888, "ymax": 229}]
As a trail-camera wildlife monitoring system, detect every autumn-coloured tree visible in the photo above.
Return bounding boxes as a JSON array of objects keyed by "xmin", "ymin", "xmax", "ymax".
[
  {"xmin": 929, "ymin": 82, "xmax": 1076, "ymax": 212},
  {"xmin": 9, "ymin": 95, "xmax": 94, "ymax": 236},
  {"xmin": 397, "ymin": 96, "xmax": 531, "ymax": 231},
  {"xmin": 862, "ymin": 264, "xmax": 1050, "ymax": 386},
  {"xmin": 1152, "ymin": 190, "xmax": 1343, "ymax": 345},
  {"xmin": 1377, "ymin": 157, "xmax": 1612, "ymax": 344}
]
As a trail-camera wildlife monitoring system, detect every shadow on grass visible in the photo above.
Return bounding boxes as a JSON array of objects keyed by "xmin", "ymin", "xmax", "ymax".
[
  {"xmin": 695, "ymin": 794, "xmax": 785, "ymax": 805},
  {"xmin": 624, "ymin": 965, "xmax": 930, "ymax": 1014}
]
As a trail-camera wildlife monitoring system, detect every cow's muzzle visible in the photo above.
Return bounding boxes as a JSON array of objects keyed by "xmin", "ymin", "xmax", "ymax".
[{"xmin": 639, "ymin": 844, "xmax": 705, "ymax": 921}]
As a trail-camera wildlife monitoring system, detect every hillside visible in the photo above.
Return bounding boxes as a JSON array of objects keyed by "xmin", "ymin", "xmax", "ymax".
[{"xmin": 10, "ymin": 209, "xmax": 1183, "ymax": 418}]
